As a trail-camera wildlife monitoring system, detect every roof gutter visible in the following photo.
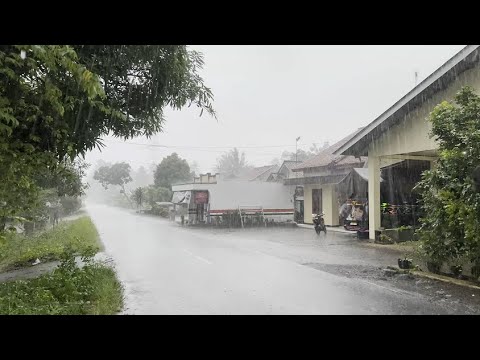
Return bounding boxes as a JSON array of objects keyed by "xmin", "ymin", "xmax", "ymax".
[{"xmin": 333, "ymin": 45, "xmax": 480, "ymax": 157}]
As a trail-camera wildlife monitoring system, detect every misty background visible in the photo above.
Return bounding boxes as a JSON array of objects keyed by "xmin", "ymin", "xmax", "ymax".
[{"xmin": 85, "ymin": 45, "xmax": 465, "ymax": 180}]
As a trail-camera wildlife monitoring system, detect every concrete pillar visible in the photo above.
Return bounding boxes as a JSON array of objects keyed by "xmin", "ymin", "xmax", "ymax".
[
  {"xmin": 368, "ymin": 155, "xmax": 381, "ymax": 240},
  {"xmin": 304, "ymin": 186, "xmax": 312, "ymax": 224},
  {"xmin": 331, "ymin": 185, "xmax": 339, "ymax": 226}
]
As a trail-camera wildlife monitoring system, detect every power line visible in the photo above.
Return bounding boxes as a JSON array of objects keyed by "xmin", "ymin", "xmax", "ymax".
[
  {"xmin": 103, "ymin": 139, "xmax": 327, "ymax": 150},
  {"xmin": 104, "ymin": 139, "xmax": 296, "ymax": 149}
]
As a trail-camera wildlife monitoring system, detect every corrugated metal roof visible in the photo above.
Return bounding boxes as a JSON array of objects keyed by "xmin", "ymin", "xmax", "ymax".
[{"xmin": 284, "ymin": 174, "xmax": 347, "ymax": 186}]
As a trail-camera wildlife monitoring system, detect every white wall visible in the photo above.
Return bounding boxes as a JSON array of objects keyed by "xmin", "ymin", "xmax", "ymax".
[
  {"xmin": 209, "ymin": 180, "xmax": 295, "ymax": 210},
  {"xmin": 303, "ymin": 184, "xmax": 338, "ymax": 226},
  {"xmin": 172, "ymin": 180, "xmax": 296, "ymax": 223}
]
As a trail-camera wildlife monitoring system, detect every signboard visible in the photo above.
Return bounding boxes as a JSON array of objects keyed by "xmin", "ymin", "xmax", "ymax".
[{"xmin": 194, "ymin": 191, "xmax": 209, "ymax": 204}]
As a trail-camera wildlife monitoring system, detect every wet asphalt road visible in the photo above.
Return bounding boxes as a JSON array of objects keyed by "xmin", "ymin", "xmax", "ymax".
[{"xmin": 86, "ymin": 204, "xmax": 480, "ymax": 315}]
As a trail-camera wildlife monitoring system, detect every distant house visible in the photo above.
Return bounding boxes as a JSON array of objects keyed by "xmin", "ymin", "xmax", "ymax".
[
  {"xmin": 267, "ymin": 160, "xmax": 303, "ymax": 182},
  {"xmin": 288, "ymin": 129, "xmax": 367, "ymax": 226},
  {"xmin": 267, "ymin": 160, "xmax": 304, "ymax": 222}
]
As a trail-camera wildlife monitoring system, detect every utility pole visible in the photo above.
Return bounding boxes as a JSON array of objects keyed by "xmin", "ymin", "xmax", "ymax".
[
  {"xmin": 295, "ymin": 136, "xmax": 301, "ymax": 163},
  {"xmin": 415, "ymin": 71, "xmax": 418, "ymax": 86}
]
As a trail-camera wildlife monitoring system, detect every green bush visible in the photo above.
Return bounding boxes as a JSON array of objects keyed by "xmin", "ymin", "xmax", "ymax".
[
  {"xmin": 145, "ymin": 186, "xmax": 172, "ymax": 207},
  {"xmin": 0, "ymin": 251, "xmax": 124, "ymax": 315},
  {"xmin": 376, "ymin": 234, "xmax": 394, "ymax": 245},
  {"xmin": 417, "ymin": 87, "xmax": 480, "ymax": 267},
  {"xmin": 220, "ymin": 210, "xmax": 242, "ymax": 227},
  {"xmin": 149, "ymin": 206, "xmax": 169, "ymax": 218},
  {"xmin": 59, "ymin": 196, "xmax": 82, "ymax": 216}
]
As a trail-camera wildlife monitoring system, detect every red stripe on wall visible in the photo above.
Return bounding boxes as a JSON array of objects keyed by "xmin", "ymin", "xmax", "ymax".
[{"xmin": 209, "ymin": 209, "xmax": 294, "ymax": 214}]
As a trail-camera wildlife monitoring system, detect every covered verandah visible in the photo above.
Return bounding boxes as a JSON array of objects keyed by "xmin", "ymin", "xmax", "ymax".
[{"xmin": 334, "ymin": 45, "xmax": 480, "ymax": 239}]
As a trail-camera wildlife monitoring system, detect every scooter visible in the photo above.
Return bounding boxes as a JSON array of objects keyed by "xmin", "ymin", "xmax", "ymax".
[{"xmin": 313, "ymin": 213, "xmax": 327, "ymax": 235}]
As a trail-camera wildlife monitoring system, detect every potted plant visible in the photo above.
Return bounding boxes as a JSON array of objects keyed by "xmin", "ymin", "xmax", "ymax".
[
  {"xmin": 398, "ymin": 257, "xmax": 413, "ymax": 269},
  {"xmin": 403, "ymin": 258, "xmax": 413, "ymax": 269}
]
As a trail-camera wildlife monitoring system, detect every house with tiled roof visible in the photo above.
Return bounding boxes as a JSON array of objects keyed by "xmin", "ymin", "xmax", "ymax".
[
  {"xmin": 226, "ymin": 164, "xmax": 279, "ymax": 181},
  {"xmin": 266, "ymin": 160, "xmax": 303, "ymax": 182},
  {"xmin": 287, "ymin": 128, "xmax": 367, "ymax": 226},
  {"xmin": 247, "ymin": 165, "xmax": 280, "ymax": 181}
]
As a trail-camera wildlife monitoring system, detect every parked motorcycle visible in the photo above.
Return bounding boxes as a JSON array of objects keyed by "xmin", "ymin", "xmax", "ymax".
[{"xmin": 313, "ymin": 213, "xmax": 327, "ymax": 235}]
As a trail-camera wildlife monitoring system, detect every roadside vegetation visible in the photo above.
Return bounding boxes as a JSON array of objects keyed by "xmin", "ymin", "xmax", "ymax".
[
  {"xmin": 0, "ymin": 216, "xmax": 124, "ymax": 315},
  {"xmin": 416, "ymin": 87, "xmax": 480, "ymax": 280},
  {"xmin": 0, "ymin": 216, "xmax": 101, "ymax": 272},
  {"xmin": 0, "ymin": 251, "xmax": 123, "ymax": 315}
]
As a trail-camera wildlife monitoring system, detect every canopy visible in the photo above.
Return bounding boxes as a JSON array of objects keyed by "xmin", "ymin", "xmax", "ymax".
[
  {"xmin": 171, "ymin": 191, "xmax": 191, "ymax": 204},
  {"xmin": 337, "ymin": 168, "xmax": 383, "ymax": 202}
]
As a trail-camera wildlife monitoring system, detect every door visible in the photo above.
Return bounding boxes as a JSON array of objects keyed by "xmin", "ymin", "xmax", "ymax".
[
  {"xmin": 312, "ymin": 189, "xmax": 322, "ymax": 215},
  {"xmin": 194, "ymin": 191, "xmax": 209, "ymax": 223},
  {"xmin": 196, "ymin": 204, "xmax": 205, "ymax": 223}
]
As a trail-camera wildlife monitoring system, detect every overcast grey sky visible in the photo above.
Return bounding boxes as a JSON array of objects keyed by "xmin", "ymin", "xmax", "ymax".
[{"xmin": 85, "ymin": 45, "xmax": 465, "ymax": 175}]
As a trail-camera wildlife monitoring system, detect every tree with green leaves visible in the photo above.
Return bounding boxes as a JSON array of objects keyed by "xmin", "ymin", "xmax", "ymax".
[
  {"xmin": 131, "ymin": 166, "xmax": 152, "ymax": 188},
  {"xmin": 132, "ymin": 187, "xmax": 145, "ymax": 208},
  {"xmin": 145, "ymin": 185, "xmax": 172, "ymax": 207},
  {"xmin": 133, "ymin": 185, "xmax": 172, "ymax": 216},
  {"xmin": 215, "ymin": 148, "xmax": 250, "ymax": 178},
  {"xmin": 417, "ymin": 86, "xmax": 480, "ymax": 270},
  {"xmin": 0, "ymin": 45, "xmax": 214, "ymax": 224},
  {"xmin": 154, "ymin": 153, "xmax": 191, "ymax": 188},
  {"xmin": 1, "ymin": 45, "xmax": 215, "ymax": 161},
  {"xmin": 35, "ymin": 158, "xmax": 90, "ymax": 198},
  {"xmin": 93, "ymin": 162, "xmax": 132, "ymax": 192}
]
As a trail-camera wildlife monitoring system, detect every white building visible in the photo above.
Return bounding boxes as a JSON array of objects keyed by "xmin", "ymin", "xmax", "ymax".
[{"xmin": 171, "ymin": 173, "xmax": 296, "ymax": 225}]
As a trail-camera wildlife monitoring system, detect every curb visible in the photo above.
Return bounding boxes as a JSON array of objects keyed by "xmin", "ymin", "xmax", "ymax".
[
  {"xmin": 295, "ymin": 223, "xmax": 353, "ymax": 234},
  {"xmin": 360, "ymin": 241, "xmax": 417, "ymax": 254},
  {"xmin": 410, "ymin": 270, "xmax": 480, "ymax": 291}
]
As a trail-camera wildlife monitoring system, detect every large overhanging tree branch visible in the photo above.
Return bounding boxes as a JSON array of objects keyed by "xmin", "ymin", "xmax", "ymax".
[{"xmin": 0, "ymin": 45, "xmax": 215, "ymax": 222}]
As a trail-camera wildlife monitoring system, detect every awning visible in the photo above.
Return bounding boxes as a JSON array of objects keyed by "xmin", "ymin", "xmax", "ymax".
[
  {"xmin": 171, "ymin": 191, "xmax": 191, "ymax": 204},
  {"xmin": 337, "ymin": 168, "xmax": 384, "ymax": 201},
  {"xmin": 352, "ymin": 168, "xmax": 369, "ymax": 181}
]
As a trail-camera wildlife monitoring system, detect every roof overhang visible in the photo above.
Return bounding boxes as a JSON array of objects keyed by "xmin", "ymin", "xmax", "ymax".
[
  {"xmin": 334, "ymin": 45, "xmax": 480, "ymax": 157},
  {"xmin": 283, "ymin": 174, "xmax": 346, "ymax": 186}
]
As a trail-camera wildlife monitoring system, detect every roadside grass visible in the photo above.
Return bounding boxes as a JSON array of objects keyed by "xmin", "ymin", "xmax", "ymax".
[
  {"xmin": 0, "ymin": 253, "xmax": 124, "ymax": 315},
  {"xmin": 0, "ymin": 216, "xmax": 124, "ymax": 315},
  {"xmin": 0, "ymin": 216, "xmax": 101, "ymax": 272}
]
